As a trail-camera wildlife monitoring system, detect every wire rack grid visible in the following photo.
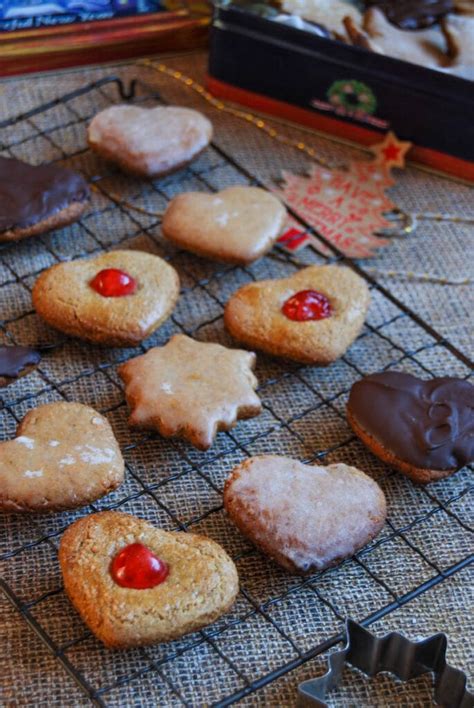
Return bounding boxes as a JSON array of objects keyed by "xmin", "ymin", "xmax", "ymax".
[{"xmin": 0, "ymin": 76, "xmax": 472, "ymax": 707}]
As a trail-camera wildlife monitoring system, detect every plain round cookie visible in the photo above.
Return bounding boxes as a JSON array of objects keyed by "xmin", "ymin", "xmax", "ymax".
[
  {"xmin": 59, "ymin": 511, "xmax": 239, "ymax": 648},
  {"xmin": 87, "ymin": 105, "xmax": 213, "ymax": 177},
  {"xmin": 32, "ymin": 249, "xmax": 180, "ymax": 346}
]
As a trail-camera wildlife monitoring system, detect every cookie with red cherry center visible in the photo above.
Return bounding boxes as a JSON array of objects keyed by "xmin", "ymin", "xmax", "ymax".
[
  {"xmin": 59, "ymin": 511, "xmax": 239, "ymax": 648},
  {"xmin": 87, "ymin": 105, "xmax": 213, "ymax": 178},
  {"xmin": 347, "ymin": 371, "xmax": 474, "ymax": 484},
  {"xmin": 32, "ymin": 250, "xmax": 180, "ymax": 346},
  {"xmin": 224, "ymin": 265, "xmax": 370, "ymax": 364}
]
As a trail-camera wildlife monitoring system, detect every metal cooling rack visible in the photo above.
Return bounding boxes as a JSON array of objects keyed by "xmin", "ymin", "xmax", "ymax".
[{"xmin": 0, "ymin": 76, "xmax": 472, "ymax": 707}]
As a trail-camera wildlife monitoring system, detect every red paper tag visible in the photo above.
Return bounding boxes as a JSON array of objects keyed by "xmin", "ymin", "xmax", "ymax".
[{"xmin": 274, "ymin": 132, "xmax": 412, "ymax": 259}]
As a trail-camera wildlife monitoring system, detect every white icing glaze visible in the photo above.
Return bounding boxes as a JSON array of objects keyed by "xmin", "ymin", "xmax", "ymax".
[
  {"xmin": 88, "ymin": 105, "xmax": 212, "ymax": 176},
  {"xmin": 76, "ymin": 444, "xmax": 116, "ymax": 464},
  {"xmin": 15, "ymin": 436, "xmax": 35, "ymax": 448},
  {"xmin": 91, "ymin": 416, "xmax": 104, "ymax": 426},
  {"xmin": 59, "ymin": 455, "xmax": 75, "ymax": 466},
  {"xmin": 24, "ymin": 469, "xmax": 43, "ymax": 478},
  {"xmin": 229, "ymin": 456, "xmax": 384, "ymax": 572},
  {"xmin": 160, "ymin": 382, "xmax": 173, "ymax": 394},
  {"xmin": 49, "ymin": 440, "xmax": 60, "ymax": 447},
  {"xmin": 215, "ymin": 212, "xmax": 229, "ymax": 227}
]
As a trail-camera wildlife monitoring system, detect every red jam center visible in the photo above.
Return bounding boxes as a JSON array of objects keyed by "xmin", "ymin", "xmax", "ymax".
[
  {"xmin": 110, "ymin": 543, "xmax": 169, "ymax": 589},
  {"xmin": 282, "ymin": 289, "xmax": 332, "ymax": 322},
  {"xmin": 90, "ymin": 268, "xmax": 137, "ymax": 297}
]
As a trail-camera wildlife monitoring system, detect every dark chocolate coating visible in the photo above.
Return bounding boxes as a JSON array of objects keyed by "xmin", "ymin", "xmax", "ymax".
[
  {"xmin": 348, "ymin": 371, "xmax": 474, "ymax": 470},
  {"xmin": 0, "ymin": 157, "xmax": 90, "ymax": 232},
  {"xmin": 364, "ymin": 0, "xmax": 453, "ymax": 29},
  {"xmin": 0, "ymin": 345, "xmax": 41, "ymax": 378}
]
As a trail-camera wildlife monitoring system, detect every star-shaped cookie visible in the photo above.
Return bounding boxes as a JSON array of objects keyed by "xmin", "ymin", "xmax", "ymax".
[{"xmin": 119, "ymin": 335, "xmax": 262, "ymax": 450}]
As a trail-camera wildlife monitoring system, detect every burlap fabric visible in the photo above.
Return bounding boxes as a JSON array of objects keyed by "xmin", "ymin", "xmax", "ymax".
[{"xmin": 0, "ymin": 51, "xmax": 472, "ymax": 707}]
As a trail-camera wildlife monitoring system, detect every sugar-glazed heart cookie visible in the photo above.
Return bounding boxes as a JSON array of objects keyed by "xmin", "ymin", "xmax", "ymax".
[
  {"xmin": 0, "ymin": 402, "xmax": 124, "ymax": 512},
  {"xmin": 224, "ymin": 455, "xmax": 386, "ymax": 574},
  {"xmin": 32, "ymin": 250, "xmax": 180, "ymax": 346},
  {"xmin": 119, "ymin": 334, "xmax": 262, "ymax": 450},
  {"xmin": 59, "ymin": 511, "xmax": 239, "ymax": 648},
  {"xmin": 162, "ymin": 186, "xmax": 287, "ymax": 264},
  {"xmin": 224, "ymin": 265, "xmax": 370, "ymax": 364},
  {"xmin": 87, "ymin": 105, "xmax": 213, "ymax": 177},
  {"xmin": 348, "ymin": 371, "xmax": 474, "ymax": 484}
]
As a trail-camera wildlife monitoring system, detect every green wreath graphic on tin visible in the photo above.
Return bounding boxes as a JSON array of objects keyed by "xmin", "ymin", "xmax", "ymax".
[{"xmin": 327, "ymin": 79, "xmax": 377, "ymax": 116}]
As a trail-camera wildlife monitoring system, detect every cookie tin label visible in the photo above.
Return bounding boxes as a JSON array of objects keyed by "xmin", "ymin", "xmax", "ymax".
[{"xmin": 311, "ymin": 79, "xmax": 390, "ymax": 129}]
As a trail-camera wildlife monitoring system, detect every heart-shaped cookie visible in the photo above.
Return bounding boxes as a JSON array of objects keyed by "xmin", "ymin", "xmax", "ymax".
[
  {"xmin": 32, "ymin": 250, "xmax": 180, "ymax": 346},
  {"xmin": 0, "ymin": 157, "xmax": 90, "ymax": 243},
  {"xmin": 224, "ymin": 455, "xmax": 386, "ymax": 574},
  {"xmin": 59, "ymin": 511, "xmax": 239, "ymax": 648},
  {"xmin": 87, "ymin": 105, "xmax": 213, "ymax": 177},
  {"xmin": 348, "ymin": 371, "xmax": 474, "ymax": 484},
  {"xmin": 224, "ymin": 265, "xmax": 370, "ymax": 364},
  {"xmin": 0, "ymin": 402, "xmax": 124, "ymax": 512},
  {"xmin": 162, "ymin": 186, "xmax": 287, "ymax": 264}
]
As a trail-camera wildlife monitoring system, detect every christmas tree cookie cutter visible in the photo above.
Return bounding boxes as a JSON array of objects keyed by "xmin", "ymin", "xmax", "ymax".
[{"xmin": 298, "ymin": 619, "xmax": 473, "ymax": 707}]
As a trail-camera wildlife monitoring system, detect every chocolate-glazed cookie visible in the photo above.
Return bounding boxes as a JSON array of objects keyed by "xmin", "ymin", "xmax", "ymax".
[
  {"xmin": 347, "ymin": 371, "xmax": 474, "ymax": 483},
  {"xmin": 364, "ymin": 0, "xmax": 453, "ymax": 29},
  {"xmin": 0, "ymin": 346, "xmax": 41, "ymax": 388},
  {"xmin": 0, "ymin": 157, "xmax": 90, "ymax": 243}
]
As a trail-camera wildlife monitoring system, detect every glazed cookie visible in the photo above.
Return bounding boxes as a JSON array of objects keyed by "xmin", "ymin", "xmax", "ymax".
[
  {"xmin": 224, "ymin": 265, "xmax": 370, "ymax": 365},
  {"xmin": 162, "ymin": 187, "xmax": 287, "ymax": 265},
  {"xmin": 0, "ymin": 345, "xmax": 41, "ymax": 388},
  {"xmin": 59, "ymin": 511, "xmax": 239, "ymax": 648},
  {"xmin": 0, "ymin": 157, "xmax": 90, "ymax": 243},
  {"xmin": 119, "ymin": 334, "xmax": 262, "ymax": 450},
  {"xmin": 282, "ymin": 0, "xmax": 362, "ymax": 37},
  {"xmin": 347, "ymin": 372, "xmax": 474, "ymax": 484},
  {"xmin": 344, "ymin": 7, "xmax": 451, "ymax": 67},
  {"xmin": 0, "ymin": 402, "xmax": 124, "ymax": 512},
  {"xmin": 87, "ymin": 105, "xmax": 213, "ymax": 178},
  {"xmin": 32, "ymin": 249, "xmax": 180, "ymax": 346},
  {"xmin": 224, "ymin": 456, "xmax": 386, "ymax": 574}
]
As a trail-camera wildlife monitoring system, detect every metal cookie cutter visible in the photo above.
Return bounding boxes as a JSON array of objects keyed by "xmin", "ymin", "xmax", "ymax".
[{"xmin": 298, "ymin": 620, "xmax": 474, "ymax": 708}]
